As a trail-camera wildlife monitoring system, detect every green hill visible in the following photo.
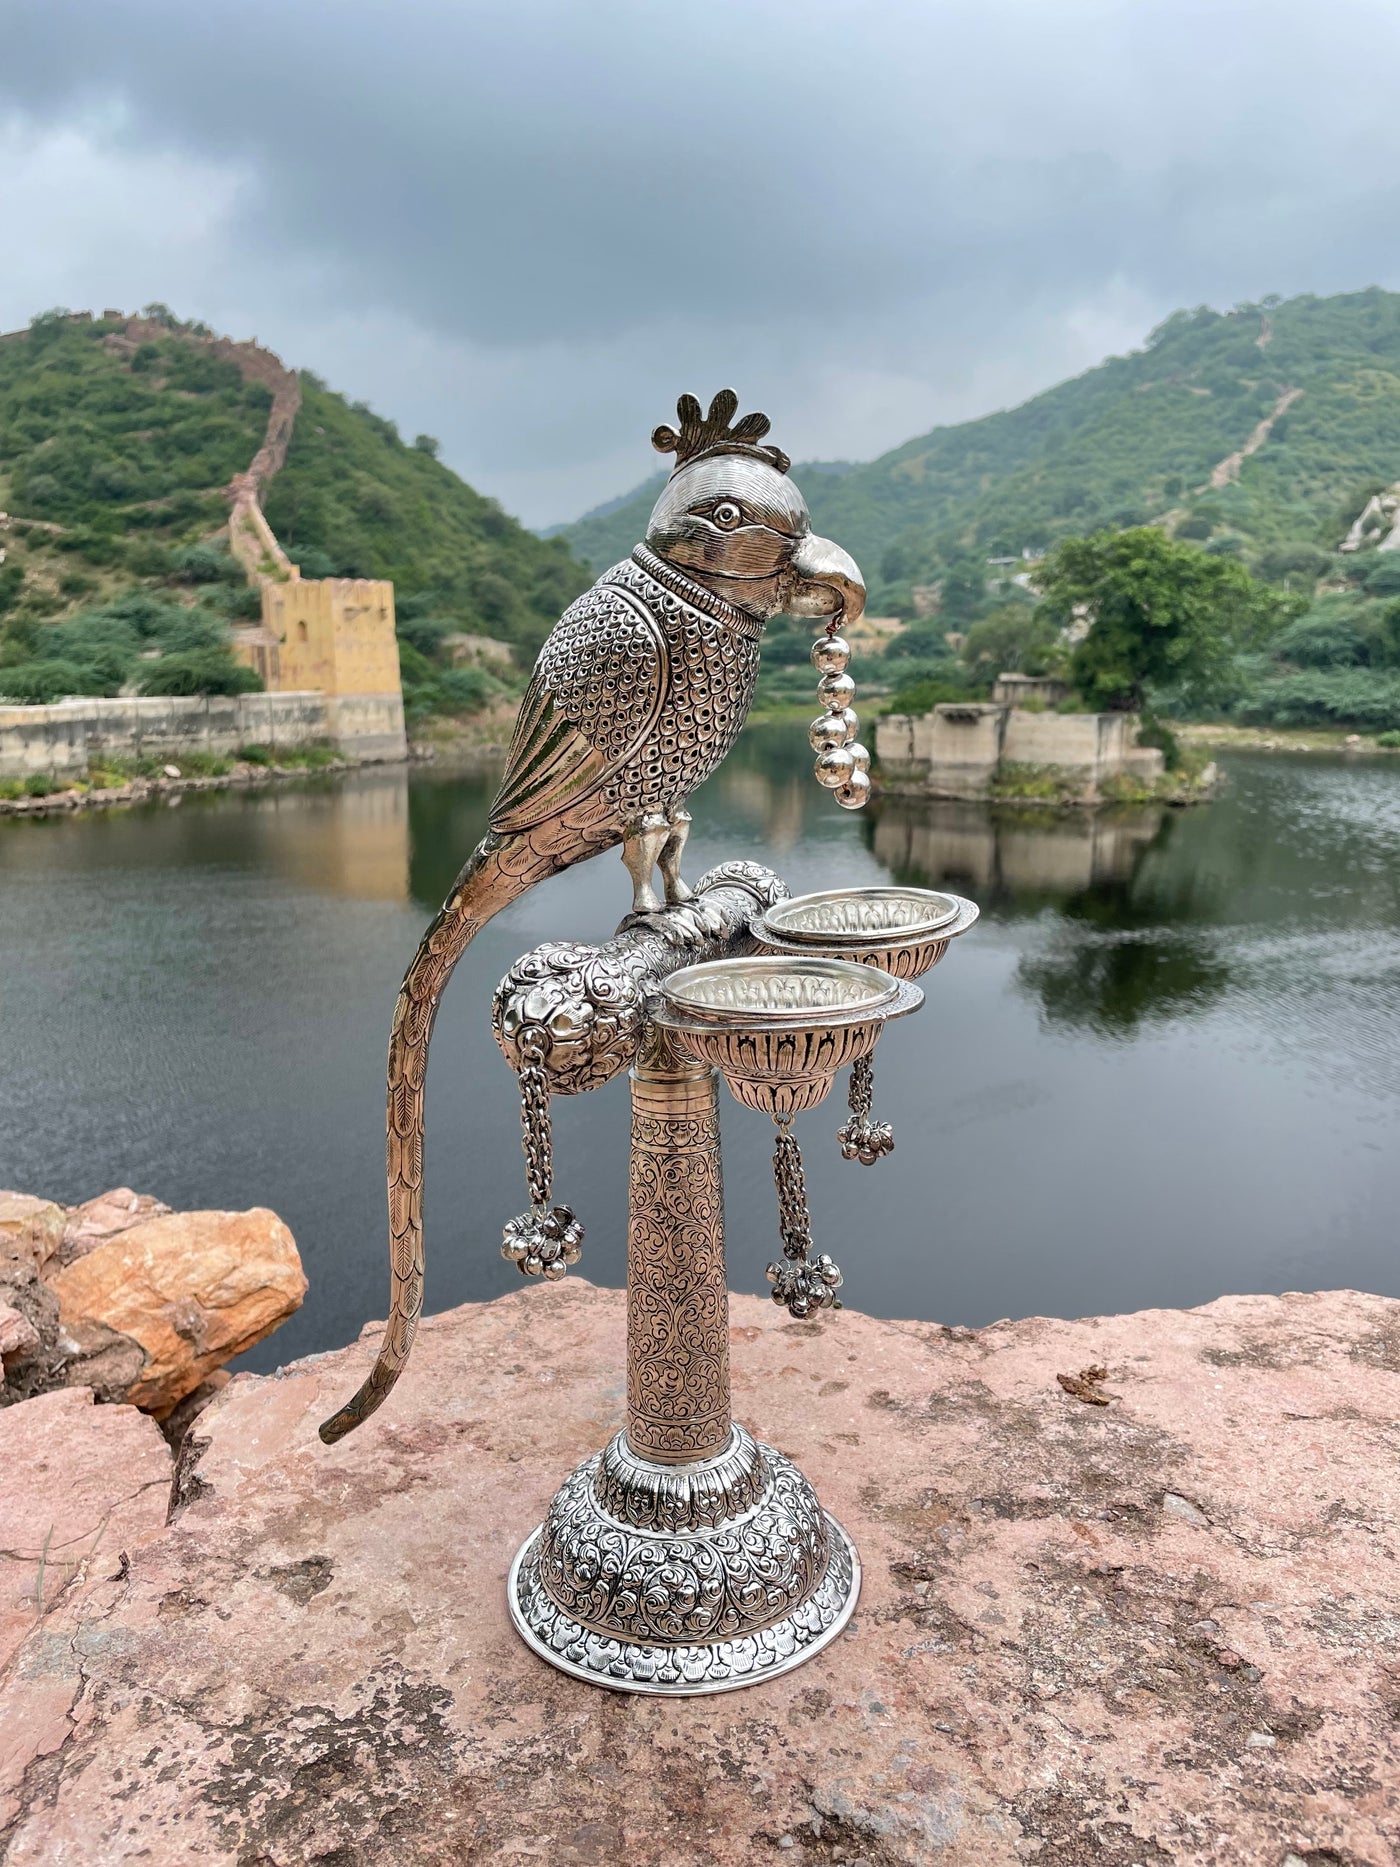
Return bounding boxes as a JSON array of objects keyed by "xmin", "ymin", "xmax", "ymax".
[
  {"xmin": 556, "ymin": 289, "xmax": 1400, "ymax": 611},
  {"xmin": 0, "ymin": 308, "xmax": 589, "ymax": 707}
]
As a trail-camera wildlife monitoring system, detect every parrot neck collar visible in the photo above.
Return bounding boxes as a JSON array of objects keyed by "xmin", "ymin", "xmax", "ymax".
[{"xmin": 629, "ymin": 545, "xmax": 765, "ymax": 640}]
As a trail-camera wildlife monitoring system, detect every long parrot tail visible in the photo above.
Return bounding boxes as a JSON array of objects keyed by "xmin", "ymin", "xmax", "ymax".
[{"xmin": 318, "ymin": 828, "xmax": 533, "ymax": 1444}]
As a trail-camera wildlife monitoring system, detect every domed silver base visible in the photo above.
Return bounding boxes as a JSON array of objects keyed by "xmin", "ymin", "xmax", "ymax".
[{"xmin": 506, "ymin": 1425, "xmax": 861, "ymax": 1695}]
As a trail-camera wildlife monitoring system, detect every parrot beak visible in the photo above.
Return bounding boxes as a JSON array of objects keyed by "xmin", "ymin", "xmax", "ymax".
[{"xmin": 783, "ymin": 532, "xmax": 867, "ymax": 626}]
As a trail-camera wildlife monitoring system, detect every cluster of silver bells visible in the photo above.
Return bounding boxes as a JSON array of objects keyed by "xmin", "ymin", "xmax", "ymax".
[
  {"xmin": 766, "ymin": 1251, "xmax": 843, "ymax": 1319},
  {"xmin": 808, "ymin": 635, "xmax": 871, "ymax": 810},
  {"xmin": 502, "ymin": 1203, "xmax": 585, "ymax": 1279}
]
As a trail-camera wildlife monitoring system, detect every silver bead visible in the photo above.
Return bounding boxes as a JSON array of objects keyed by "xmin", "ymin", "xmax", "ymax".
[
  {"xmin": 814, "ymin": 746, "xmax": 856, "ymax": 789},
  {"xmin": 811, "ymin": 634, "xmax": 851, "ymax": 675},
  {"xmin": 817, "ymin": 671, "xmax": 856, "ymax": 707},
  {"xmin": 847, "ymin": 741, "xmax": 871, "ymax": 775},
  {"xmin": 834, "ymin": 706, "xmax": 859, "ymax": 745},
  {"xmin": 808, "ymin": 712, "xmax": 849, "ymax": 753},
  {"xmin": 834, "ymin": 769, "xmax": 872, "ymax": 810},
  {"xmin": 542, "ymin": 1257, "xmax": 568, "ymax": 1280}
]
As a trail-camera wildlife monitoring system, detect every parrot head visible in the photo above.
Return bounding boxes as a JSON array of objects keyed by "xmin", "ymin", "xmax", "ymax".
[{"xmin": 645, "ymin": 391, "xmax": 865, "ymax": 628}]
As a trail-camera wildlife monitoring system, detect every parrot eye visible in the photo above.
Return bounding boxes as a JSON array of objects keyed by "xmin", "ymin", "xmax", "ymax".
[{"xmin": 710, "ymin": 502, "xmax": 743, "ymax": 530}]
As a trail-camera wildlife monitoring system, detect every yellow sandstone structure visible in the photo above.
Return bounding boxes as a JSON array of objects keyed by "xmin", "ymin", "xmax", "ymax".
[{"xmin": 233, "ymin": 573, "xmax": 406, "ymax": 761}]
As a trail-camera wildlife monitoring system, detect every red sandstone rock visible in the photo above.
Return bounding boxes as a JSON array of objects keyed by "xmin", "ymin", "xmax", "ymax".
[
  {"xmin": 0, "ymin": 1387, "xmax": 171, "ymax": 1827},
  {"xmin": 0, "ymin": 1283, "xmax": 1396, "ymax": 1864}
]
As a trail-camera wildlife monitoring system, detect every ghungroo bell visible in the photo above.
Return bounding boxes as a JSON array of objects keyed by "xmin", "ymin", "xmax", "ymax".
[
  {"xmin": 809, "ymin": 628, "xmax": 871, "ymax": 811},
  {"xmin": 502, "ymin": 1060, "xmax": 585, "ymax": 1279}
]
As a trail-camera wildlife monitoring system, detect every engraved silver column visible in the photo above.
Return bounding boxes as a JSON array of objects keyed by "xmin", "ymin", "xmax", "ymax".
[{"xmin": 624, "ymin": 1041, "xmax": 730, "ymax": 1464}]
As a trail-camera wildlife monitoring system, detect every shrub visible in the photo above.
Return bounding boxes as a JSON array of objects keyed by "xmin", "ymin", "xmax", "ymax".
[
  {"xmin": 139, "ymin": 649, "xmax": 263, "ymax": 696},
  {"xmin": 398, "ymin": 640, "xmax": 435, "ymax": 684},
  {"xmin": 1376, "ymin": 729, "xmax": 1400, "ymax": 748},
  {"xmin": 396, "ymin": 610, "xmax": 455, "ymax": 658},
  {"xmin": 1134, "ymin": 714, "xmax": 1181, "ymax": 770},
  {"xmin": 883, "ymin": 625, "xmax": 954, "ymax": 662},
  {"xmin": 434, "ymin": 666, "xmax": 491, "ymax": 712},
  {"xmin": 1362, "ymin": 554, "xmax": 1400, "ymax": 596},
  {"xmin": 215, "ymin": 584, "xmax": 263, "ymax": 621},
  {"xmin": 169, "ymin": 543, "xmax": 240, "ymax": 584},
  {"xmin": 24, "ymin": 772, "xmax": 57, "ymax": 796},
  {"xmin": 962, "ymin": 604, "xmax": 1061, "ymax": 678},
  {"xmin": 238, "ymin": 743, "xmax": 273, "ymax": 765},
  {"xmin": 1175, "ymin": 514, "xmax": 1212, "ymax": 540},
  {"xmin": 158, "ymin": 610, "xmax": 226, "ymax": 655},
  {"xmin": 1256, "ymin": 544, "xmax": 1331, "ymax": 586},
  {"xmin": 1236, "ymin": 670, "xmax": 1400, "ymax": 732},
  {"xmin": 0, "ymin": 659, "xmax": 101, "ymax": 703},
  {"xmin": 761, "ymin": 628, "xmax": 812, "ymax": 668},
  {"xmin": 291, "ymin": 547, "xmax": 337, "ymax": 580},
  {"xmin": 1271, "ymin": 610, "xmax": 1371, "ymax": 668},
  {"xmin": 884, "ymin": 671, "xmax": 987, "ymax": 715},
  {"xmin": 0, "ymin": 564, "xmax": 25, "ymax": 614}
]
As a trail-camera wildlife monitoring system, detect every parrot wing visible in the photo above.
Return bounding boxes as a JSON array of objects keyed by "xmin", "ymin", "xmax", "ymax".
[{"xmin": 489, "ymin": 580, "xmax": 668, "ymax": 833}]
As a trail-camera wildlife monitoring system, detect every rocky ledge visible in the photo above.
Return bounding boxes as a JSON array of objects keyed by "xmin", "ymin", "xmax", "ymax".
[{"xmin": 2, "ymin": 1280, "xmax": 1396, "ymax": 1865}]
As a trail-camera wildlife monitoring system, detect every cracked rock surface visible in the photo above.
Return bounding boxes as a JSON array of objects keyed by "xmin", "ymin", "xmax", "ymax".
[{"xmin": 0, "ymin": 1281, "xmax": 1396, "ymax": 1865}]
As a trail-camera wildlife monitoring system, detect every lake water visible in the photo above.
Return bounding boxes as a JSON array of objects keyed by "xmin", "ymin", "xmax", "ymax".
[{"xmin": 3, "ymin": 730, "xmax": 1397, "ymax": 1374}]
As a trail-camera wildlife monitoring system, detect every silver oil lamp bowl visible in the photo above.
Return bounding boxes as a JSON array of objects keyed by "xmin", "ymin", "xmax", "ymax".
[
  {"xmin": 653, "ymin": 954, "xmax": 921, "ymax": 1114},
  {"xmin": 753, "ymin": 887, "xmax": 979, "ymax": 1162}
]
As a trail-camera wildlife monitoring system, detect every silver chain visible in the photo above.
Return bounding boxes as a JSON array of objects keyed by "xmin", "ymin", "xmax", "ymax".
[
  {"xmin": 837, "ymin": 1053, "xmax": 895, "ymax": 1166},
  {"xmin": 773, "ymin": 1122, "xmax": 812, "ymax": 1259},
  {"xmin": 766, "ymin": 1118, "xmax": 842, "ymax": 1319},
  {"xmin": 519, "ymin": 1061, "xmax": 553, "ymax": 1210},
  {"xmin": 501, "ymin": 1054, "xmax": 585, "ymax": 1281}
]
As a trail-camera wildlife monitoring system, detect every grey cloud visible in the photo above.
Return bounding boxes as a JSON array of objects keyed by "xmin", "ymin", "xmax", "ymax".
[{"xmin": 5, "ymin": 1, "xmax": 1400, "ymax": 522}]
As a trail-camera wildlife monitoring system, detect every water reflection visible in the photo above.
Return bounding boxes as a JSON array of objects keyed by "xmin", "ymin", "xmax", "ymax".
[
  {"xmin": 874, "ymin": 796, "xmax": 1166, "ymax": 902},
  {"xmin": 871, "ymin": 797, "xmax": 1232, "ymax": 1035}
]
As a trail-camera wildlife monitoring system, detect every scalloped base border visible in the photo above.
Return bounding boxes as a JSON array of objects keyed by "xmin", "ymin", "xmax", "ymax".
[{"xmin": 507, "ymin": 1514, "xmax": 860, "ymax": 1696}]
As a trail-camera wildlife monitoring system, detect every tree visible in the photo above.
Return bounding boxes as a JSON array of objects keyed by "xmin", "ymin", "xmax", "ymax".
[
  {"xmin": 413, "ymin": 434, "xmax": 441, "ymax": 457},
  {"xmin": 961, "ymin": 604, "xmax": 1060, "ymax": 678},
  {"xmin": 1033, "ymin": 528, "xmax": 1284, "ymax": 711},
  {"xmin": 939, "ymin": 556, "xmax": 988, "ymax": 624}
]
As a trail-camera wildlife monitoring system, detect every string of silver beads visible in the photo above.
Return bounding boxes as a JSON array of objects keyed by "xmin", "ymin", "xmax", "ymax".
[{"xmin": 809, "ymin": 629, "xmax": 871, "ymax": 810}]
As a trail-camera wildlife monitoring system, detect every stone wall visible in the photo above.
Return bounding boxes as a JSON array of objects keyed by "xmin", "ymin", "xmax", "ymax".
[
  {"xmin": 876, "ymin": 702, "xmax": 1164, "ymax": 800},
  {"xmin": 0, "ymin": 691, "xmax": 406, "ymax": 778}
]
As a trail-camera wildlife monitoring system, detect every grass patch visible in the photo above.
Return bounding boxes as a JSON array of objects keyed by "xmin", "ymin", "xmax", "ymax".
[
  {"xmin": 275, "ymin": 745, "xmax": 340, "ymax": 768},
  {"xmin": 989, "ymin": 761, "xmax": 1088, "ymax": 804}
]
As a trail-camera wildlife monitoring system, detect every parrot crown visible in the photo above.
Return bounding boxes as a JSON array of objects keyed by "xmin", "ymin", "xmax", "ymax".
[{"xmin": 652, "ymin": 390, "xmax": 791, "ymax": 478}]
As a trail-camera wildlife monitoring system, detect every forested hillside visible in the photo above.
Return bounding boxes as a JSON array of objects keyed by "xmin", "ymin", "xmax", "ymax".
[
  {"xmin": 0, "ymin": 309, "xmax": 589, "ymax": 707},
  {"xmin": 557, "ymin": 290, "xmax": 1400, "ymax": 614}
]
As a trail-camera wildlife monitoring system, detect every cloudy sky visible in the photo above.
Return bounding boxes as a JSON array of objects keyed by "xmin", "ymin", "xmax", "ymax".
[{"xmin": 5, "ymin": 0, "xmax": 1400, "ymax": 525}]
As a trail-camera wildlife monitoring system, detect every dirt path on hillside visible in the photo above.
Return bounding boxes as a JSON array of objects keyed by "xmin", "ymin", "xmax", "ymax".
[{"xmin": 1205, "ymin": 385, "xmax": 1302, "ymax": 489}]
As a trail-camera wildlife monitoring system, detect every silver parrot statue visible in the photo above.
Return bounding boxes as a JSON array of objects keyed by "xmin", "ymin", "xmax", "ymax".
[{"xmin": 320, "ymin": 391, "xmax": 866, "ymax": 1443}]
